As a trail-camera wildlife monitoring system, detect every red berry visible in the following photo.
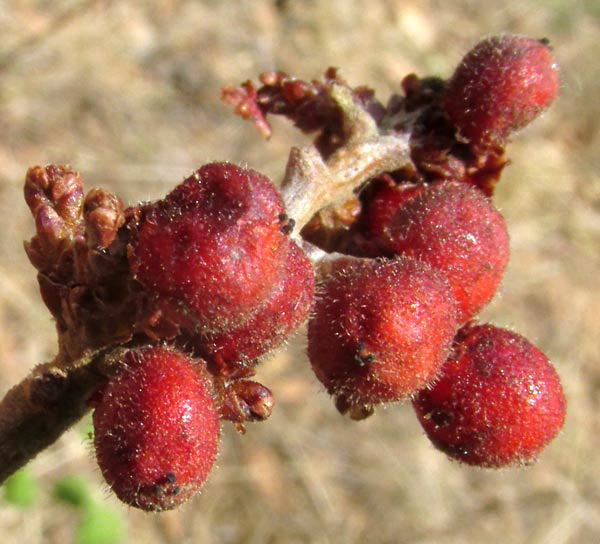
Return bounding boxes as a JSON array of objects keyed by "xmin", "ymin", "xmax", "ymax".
[
  {"xmin": 129, "ymin": 162, "xmax": 288, "ymax": 332},
  {"xmin": 443, "ymin": 35, "xmax": 559, "ymax": 146},
  {"xmin": 364, "ymin": 182, "xmax": 423, "ymax": 242},
  {"xmin": 366, "ymin": 181, "xmax": 509, "ymax": 323},
  {"xmin": 412, "ymin": 323, "xmax": 566, "ymax": 467},
  {"xmin": 198, "ymin": 240, "xmax": 315, "ymax": 373},
  {"xmin": 92, "ymin": 346, "xmax": 220, "ymax": 511},
  {"xmin": 308, "ymin": 257, "xmax": 457, "ymax": 408}
]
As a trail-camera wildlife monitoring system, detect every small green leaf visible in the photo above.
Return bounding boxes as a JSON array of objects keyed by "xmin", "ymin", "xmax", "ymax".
[
  {"xmin": 76, "ymin": 503, "xmax": 125, "ymax": 544},
  {"xmin": 54, "ymin": 474, "xmax": 92, "ymax": 508},
  {"xmin": 2, "ymin": 468, "xmax": 39, "ymax": 507}
]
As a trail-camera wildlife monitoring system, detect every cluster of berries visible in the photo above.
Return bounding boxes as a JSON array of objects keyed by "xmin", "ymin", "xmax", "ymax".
[
  {"xmin": 25, "ymin": 161, "xmax": 315, "ymax": 511},
  {"xmin": 23, "ymin": 34, "xmax": 566, "ymax": 512},
  {"xmin": 306, "ymin": 35, "xmax": 565, "ymax": 466}
]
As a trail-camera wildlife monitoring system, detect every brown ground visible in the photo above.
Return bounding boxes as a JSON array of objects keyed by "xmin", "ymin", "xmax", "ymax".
[{"xmin": 0, "ymin": 1, "xmax": 598, "ymax": 543}]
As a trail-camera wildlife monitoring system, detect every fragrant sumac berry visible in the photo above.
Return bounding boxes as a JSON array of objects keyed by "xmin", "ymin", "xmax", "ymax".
[
  {"xmin": 412, "ymin": 323, "xmax": 566, "ymax": 468},
  {"xmin": 308, "ymin": 256, "xmax": 457, "ymax": 409},
  {"xmin": 197, "ymin": 239, "xmax": 315, "ymax": 374},
  {"xmin": 366, "ymin": 181, "xmax": 509, "ymax": 323},
  {"xmin": 443, "ymin": 34, "xmax": 559, "ymax": 147},
  {"xmin": 92, "ymin": 346, "xmax": 220, "ymax": 511},
  {"xmin": 128, "ymin": 162, "xmax": 288, "ymax": 332}
]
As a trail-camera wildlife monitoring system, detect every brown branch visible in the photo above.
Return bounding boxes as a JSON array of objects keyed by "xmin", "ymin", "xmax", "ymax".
[{"xmin": 0, "ymin": 348, "xmax": 111, "ymax": 482}]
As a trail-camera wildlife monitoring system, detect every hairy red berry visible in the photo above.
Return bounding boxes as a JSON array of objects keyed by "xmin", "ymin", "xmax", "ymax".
[
  {"xmin": 198, "ymin": 240, "xmax": 315, "ymax": 374},
  {"xmin": 92, "ymin": 346, "xmax": 220, "ymax": 511},
  {"xmin": 412, "ymin": 323, "xmax": 566, "ymax": 467},
  {"xmin": 366, "ymin": 181, "xmax": 509, "ymax": 323},
  {"xmin": 129, "ymin": 162, "xmax": 288, "ymax": 332},
  {"xmin": 443, "ymin": 34, "xmax": 559, "ymax": 146},
  {"xmin": 308, "ymin": 257, "xmax": 457, "ymax": 409}
]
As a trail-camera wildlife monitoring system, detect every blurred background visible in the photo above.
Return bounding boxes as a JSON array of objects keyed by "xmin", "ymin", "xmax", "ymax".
[{"xmin": 0, "ymin": 1, "xmax": 598, "ymax": 543}]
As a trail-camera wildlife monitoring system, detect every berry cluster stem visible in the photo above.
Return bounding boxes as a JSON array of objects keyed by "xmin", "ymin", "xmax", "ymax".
[{"xmin": 282, "ymin": 85, "xmax": 411, "ymax": 232}]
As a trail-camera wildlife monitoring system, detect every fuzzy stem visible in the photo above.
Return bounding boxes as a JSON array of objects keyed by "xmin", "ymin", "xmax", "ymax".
[
  {"xmin": 0, "ymin": 354, "xmax": 98, "ymax": 481},
  {"xmin": 281, "ymin": 84, "xmax": 411, "ymax": 231}
]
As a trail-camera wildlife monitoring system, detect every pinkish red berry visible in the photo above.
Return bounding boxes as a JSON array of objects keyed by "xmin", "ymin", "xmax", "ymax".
[
  {"xmin": 443, "ymin": 35, "xmax": 559, "ymax": 146},
  {"xmin": 129, "ymin": 162, "xmax": 288, "ymax": 332},
  {"xmin": 92, "ymin": 346, "xmax": 220, "ymax": 511},
  {"xmin": 308, "ymin": 257, "xmax": 457, "ymax": 408},
  {"xmin": 412, "ymin": 323, "xmax": 566, "ymax": 467},
  {"xmin": 198, "ymin": 240, "xmax": 315, "ymax": 374},
  {"xmin": 366, "ymin": 181, "xmax": 509, "ymax": 323}
]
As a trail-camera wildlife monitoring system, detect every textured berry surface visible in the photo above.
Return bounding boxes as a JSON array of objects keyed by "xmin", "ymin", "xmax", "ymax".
[
  {"xmin": 412, "ymin": 323, "xmax": 566, "ymax": 467},
  {"xmin": 92, "ymin": 346, "xmax": 220, "ymax": 511},
  {"xmin": 129, "ymin": 162, "xmax": 287, "ymax": 332},
  {"xmin": 308, "ymin": 257, "xmax": 457, "ymax": 406},
  {"xmin": 366, "ymin": 181, "xmax": 509, "ymax": 323},
  {"xmin": 198, "ymin": 240, "xmax": 315, "ymax": 372},
  {"xmin": 443, "ymin": 34, "xmax": 559, "ymax": 146}
]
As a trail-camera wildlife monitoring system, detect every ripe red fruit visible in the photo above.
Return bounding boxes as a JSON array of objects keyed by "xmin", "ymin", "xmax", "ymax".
[
  {"xmin": 197, "ymin": 240, "xmax": 315, "ymax": 374},
  {"xmin": 129, "ymin": 162, "xmax": 288, "ymax": 332},
  {"xmin": 92, "ymin": 346, "xmax": 220, "ymax": 511},
  {"xmin": 366, "ymin": 181, "xmax": 509, "ymax": 323},
  {"xmin": 412, "ymin": 323, "xmax": 566, "ymax": 467},
  {"xmin": 308, "ymin": 257, "xmax": 457, "ymax": 408},
  {"xmin": 443, "ymin": 34, "xmax": 559, "ymax": 146}
]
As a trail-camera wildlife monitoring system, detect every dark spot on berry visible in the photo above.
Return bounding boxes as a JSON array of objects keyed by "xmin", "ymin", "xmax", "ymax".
[
  {"xmin": 431, "ymin": 409, "xmax": 453, "ymax": 427},
  {"xmin": 476, "ymin": 357, "xmax": 494, "ymax": 377},
  {"xmin": 354, "ymin": 343, "xmax": 376, "ymax": 366},
  {"xmin": 281, "ymin": 217, "xmax": 295, "ymax": 235}
]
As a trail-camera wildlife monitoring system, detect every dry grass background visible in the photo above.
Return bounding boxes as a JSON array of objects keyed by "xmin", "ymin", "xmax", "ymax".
[{"xmin": 0, "ymin": 1, "xmax": 598, "ymax": 543}]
